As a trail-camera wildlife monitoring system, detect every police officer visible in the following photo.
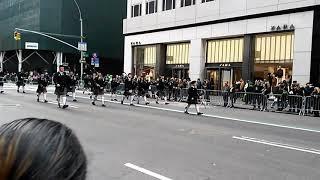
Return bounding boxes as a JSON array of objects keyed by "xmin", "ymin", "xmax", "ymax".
[
  {"xmin": 53, "ymin": 66, "xmax": 69, "ymax": 109},
  {"xmin": 16, "ymin": 71, "xmax": 26, "ymax": 93},
  {"xmin": 121, "ymin": 74, "xmax": 134, "ymax": 106},
  {"xmin": 0, "ymin": 71, "xmax": 5, "ymax": 94},
  {"xmin": 91, "ymin": 72, "xmax": 106, "ymax": 107},
  {"xmin": 36, "ymin": 73, "xmax": 49, "ymax": 103},
  {"xmin": 184, "ymin": 81, "xmax": 203, "ymax": 115}
]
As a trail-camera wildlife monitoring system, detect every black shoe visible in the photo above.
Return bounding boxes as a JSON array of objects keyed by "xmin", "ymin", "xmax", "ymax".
[
  {"xmin": 184, "ymin": 111, "xmax": 189, "ymax": 114},
  {"xmin": 102, "ymin": 104, "xmax": 106, "ymax": 107},
  {"xmin": 23, "ymin": 91, "xmax": 26, "ymax": 93},
  {"xmin": 17, "ymin": 90, "xmax": 19, "ymax": 93},
  {"xmin": 156, "ymin": 101, "xmax": 159, "ymax": 104},
  {"xmin": 62, "ymin": 105, "xmax": 69, "ymax": 109},
  {"xmin": 146, "ymin": 102, "xmax": 150, "ymax": 105},
  {"xmin": 130, "ymin": 103, "xmax": 134, "ymax": 106},
  {"xmin": 89, "ymin": 95, "xmax": 92, "ymax": 99},
  {"xmin": 121, "ymin": 101, "xmax": 124, "ymax": 105},
  {"xmin": 0, "ymin": 91, "xmax": 3, "ymax": 94},
  {"xmin": 73, "ymin": 99, "xmax": 77, "ymax": 102},
  {"xmin": 92, "ymin": 102, "xmax": 96, "ymax": 106},
  {"xmin": 197, "ymin": 112, "xmax": 203, "ymax": 116},
  {"xmin": 37, "ymin": 98, "xmax": 39, "ymax": 102},
  {"xmin": 44, "ymin": 100, "xmax": 48, "ymax": 103},
  {"xmin": 114, "ymin": 99, "xmax": 118, "ymax": 101},
  {"xmin": 165, "ymin": 102, "xmax": 169, "ymax": 105}
]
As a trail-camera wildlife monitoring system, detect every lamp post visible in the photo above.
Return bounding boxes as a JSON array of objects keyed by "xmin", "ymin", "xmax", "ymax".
[{"xmin": 73, "ymin": 0, "xmax": 84, "ymax": 86}]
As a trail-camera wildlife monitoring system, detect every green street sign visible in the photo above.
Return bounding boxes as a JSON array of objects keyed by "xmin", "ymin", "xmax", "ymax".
[{"xmin": 83, "ymin": 52, "xmax": 89, "ymax": 58}]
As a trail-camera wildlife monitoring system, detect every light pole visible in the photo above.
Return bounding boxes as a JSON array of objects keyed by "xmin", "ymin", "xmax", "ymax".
[{"xmin": 73, "ymin": 0, "xmax": 84, "ymax": 86}]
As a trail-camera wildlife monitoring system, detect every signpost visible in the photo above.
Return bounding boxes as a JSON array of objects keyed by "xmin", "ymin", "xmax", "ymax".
[{"xmin": 78, "ymin": 42, "xmax": 87, "ymax": 51}]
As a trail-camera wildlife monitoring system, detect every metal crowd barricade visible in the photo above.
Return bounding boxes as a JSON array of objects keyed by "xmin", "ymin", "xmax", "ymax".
[{"xmin": 302, "ymin": 95, "xmax": 320, "ymax": 116}]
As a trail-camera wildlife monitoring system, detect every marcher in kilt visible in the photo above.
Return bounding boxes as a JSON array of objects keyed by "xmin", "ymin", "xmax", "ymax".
[
  {"xmin": 155, "ymin": 77, "xmax": 169, "ymax": 105},
  {"xmin": 121, "ymin": 74, "xmax": 134, "ymax": 106},
  {"xmin": 0, "ymin": 71, "xmax": 4, "ymax": 94},
  {"xmin": 68, "ymin": 72, "xmax": 78, "ymax": 102},
  {"xmin": 136, "ymin": 77, "xmax": 150, "ymax": 105},
  {"xmin": 36, "ymin": 73, "xmax": 49, "ymax": 103},
  {"xmin": 184, "ymin": 81, "xmax": 203, "ymax": 115},
  {"xmin": 91, "ymin": 72, "xmax": 106, "ymax": 107},
  {"xmin": 16, "ymin": 71, "xmax": 26, "ymax": 93},
  {"xmin": 53, "ymin": 66, "xmax": 69, "ymax": 109},
  {"xmin": 110, "ymin": 77, "xmax": 119, "ymax": 101}
]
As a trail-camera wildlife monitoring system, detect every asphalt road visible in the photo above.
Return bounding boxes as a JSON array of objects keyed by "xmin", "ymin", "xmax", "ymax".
[{"xmin": 1, "ymin": 85, "xmax": 320, "ymax": 180}]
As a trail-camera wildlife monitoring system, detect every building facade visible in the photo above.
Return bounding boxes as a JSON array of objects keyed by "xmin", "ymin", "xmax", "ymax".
[
  {"xmin": 123, "ymin": 0, "xmax": 320, "ymax": 89},
  {"xmin": 0, "ymin": 0, "xmax": 126, "ymax": 75}
]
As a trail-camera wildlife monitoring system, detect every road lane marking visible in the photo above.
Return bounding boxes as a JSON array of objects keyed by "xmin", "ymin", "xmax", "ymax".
[
  {"xmin": 0, "ymin": 104, "xmax": 21, "ymax": 107},
  {"xmin": 124, "ymin": 163, "xmax": 173, "ymax": 180},
  {"xmin": 6, "ymin": 88, "xmax": 320, "ymax": 134},
  {"xmin": 233, "ymin": 136, "xmax": 320, "ymax": 155}
]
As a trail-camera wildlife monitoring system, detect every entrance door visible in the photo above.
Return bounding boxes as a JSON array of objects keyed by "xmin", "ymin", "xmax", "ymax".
[
  {"xmin": 172, "ymin": 68, "xmax": 189, "ymax": 79},
  {"xmin": 207, "ymin": 68, "xmax": 233, "ymax": 90}
]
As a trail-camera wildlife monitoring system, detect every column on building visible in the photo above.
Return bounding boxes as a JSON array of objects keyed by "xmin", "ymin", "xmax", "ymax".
[
  {"xmin": 127, "ymin": 0, "xmax": 132, "ymax": 19},
  {"xmin": 124, "ymin": 38, "xmax": 133, "ymax": 74},
  {"xmin": 242, "ymin": 35, "xmax": 255, "ymax": 81},
  {"xmin": 292, "ymin": 26, "xmax": 313, "ymax": 85},
  {"xmin": 189, "ymin": 39, "xmax": 205, "ymax": 81},
  {"xmin": 156, "ymin": 44, "xmax": 166, "ymax": 77},
  {"xmin": 158, "ymin": 0, "xmax": 163, "ymax": 12},
  {"xmin": 141, "ymin": 0, "xmax": 146, "ymax": 16}
]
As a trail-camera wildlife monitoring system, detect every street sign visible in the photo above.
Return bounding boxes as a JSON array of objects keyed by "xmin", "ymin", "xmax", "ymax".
[
  {"xmin": 25, "ymin": 42, "xmax": 39, "ymax": 50},
  {"xmin": 83, "ymin": 52, "xmax": 89, "ymax": 58},
  {"xmin": 91, "ymin": 53, "xmax": 99, "ymax": 67},
  {"xmin": 78, "ymin": 42, "xmax": 87, "ymax": 51}
]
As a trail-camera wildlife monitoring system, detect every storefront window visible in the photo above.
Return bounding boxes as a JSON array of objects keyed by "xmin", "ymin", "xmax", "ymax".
[
  {"xmin": 166, "ymin": 43, "xmax": 190, "ymax": 65},
  {"xmin": 254, "ymin": 32, "xmax": 294, "ymax": 83},
  {"xmin": 134, "ymin": 45, "xmax": 157, "ymax": 79},
  {"xmin": 207, "ymin": 38, "xmax": 244, "ymax": 63}
]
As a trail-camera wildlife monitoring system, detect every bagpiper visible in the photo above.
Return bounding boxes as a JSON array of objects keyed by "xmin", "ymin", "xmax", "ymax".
[
  {"xmin": 110, "ymin": 76, "xmax": 119, "ymax": 101},
  {"xmin": 136, "ymin": 77, "xmax": 150, "ymax": 105},
  {"xmin": 68, "ymin": 71, "xmax": 78, "ymax": 102},
  {"xmin": 16, "ymin": 71, "xmax": 26, "ymax": 93},
  {"xmin": 0, "ymin": 71, "xmax": 5, "ymax": 94},
  {"xmin": 53, "ymin": 66, "xmax": 69, "ymax": 109},
  {"xmin": 36, "ymin": 73, "xmax": 49, "ymax": 103},
  {"xmin": 91, "ymin": 72, "xmax": 106, "ymax": 107},
  {"xmin": 121, "ymin": 74, "xmax": 134, "ymax": 106},
  {"xmin": 156, "ymin": 77, "xmax": 169, "ymax": 105},
  {"xmin": 184, "ymin": 81, "xmax": 203, "ymax": 115}
]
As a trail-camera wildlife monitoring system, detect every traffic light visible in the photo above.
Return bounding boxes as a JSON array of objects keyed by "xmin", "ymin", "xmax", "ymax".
[{"xmin": 14, "ymin": 31, "xmax": 21, "ymax": 41}]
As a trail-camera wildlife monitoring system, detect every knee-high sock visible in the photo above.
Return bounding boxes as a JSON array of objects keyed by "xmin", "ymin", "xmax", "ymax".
[
  {"xmin": 22, "ymin": 86, "xmax": 25, "ymax": 92},
  {"xmin": 62, "ymin": 96, "xmax": 67, "ymax": 105},
  {"xmin": 130, "ymin": 96, "xmax": 134, "ymax": 104},
  {"xmin": 164, "ymin": 97, "xmax": 168, "ymax": 103},
  {"xmin": 195, "ymin": 104, "xmax": 200, "ymax": 113},
  {"xmin": 185, "ymin": 104, "xmax": 191, "ymax": 111},
  {"xmin": 72, "ymin": 92, "xmax": 76, "ymax": 100},
  {"xmin": 144, "ymin": 96, "xmax": 147, "ymax": 102},
  {"xmin": 43, "ymin": 93, "xmax": 47, "ymax": 100},
  {"xmin": 101, "ymin": 95, "xmax": 105, "ymax": 105},
  {"xmin": 0, "ymin": 86, "xmax": 3, "ymax": 91}
]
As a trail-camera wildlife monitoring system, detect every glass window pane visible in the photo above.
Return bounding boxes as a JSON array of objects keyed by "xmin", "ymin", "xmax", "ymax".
[
  {"xmin": 280, "ymin": 35, "xmax": 286, "ymax": 60},
  {"xmin": 239, "ymin": 39, "xmax": 243, "ymax": 62},
  {"xmin": 265, "ymin": 36, "xmax": 271, "ymax": 61},
  {"xmin": 234, "ymin": 40, "xmax": 239, "ymax": 62},
  {"xmin": 270, "ymin": 36, "xmax": 276, "ymax": 61},
  {"xmin": 226, "ymin": 40, "xmax": 231, "ymax": 62},
  {"xmin": 275, "ymin": 35, "xmax": 281, "ymax": 61}
]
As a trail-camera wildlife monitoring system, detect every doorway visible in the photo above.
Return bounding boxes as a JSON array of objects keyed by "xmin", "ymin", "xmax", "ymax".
[{"xmin": 207, "ymin": 68, "xmax": 241, "ymax": 90}]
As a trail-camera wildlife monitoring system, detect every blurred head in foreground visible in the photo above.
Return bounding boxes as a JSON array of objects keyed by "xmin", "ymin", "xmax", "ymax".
[{"xmin": 0, "ymin": 118, "xmax": 87, "ymax": 180}]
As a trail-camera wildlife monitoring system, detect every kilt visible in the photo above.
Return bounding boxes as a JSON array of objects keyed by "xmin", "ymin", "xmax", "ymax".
[
  {"xmin": 68, "ymin": 86, "xmax": 76, "ymax": 93},
  {"xmin": 54, "ymin": 86, "xmax": 67, "ymax": 96},
  {"xmin": 187, "ymin": 96, "xmax": 198, "ymax": 104},
  {"xmin": 16, "ymin": 81, "xmax": 25, "ymax": 87},
  {"xmin": 0, "ymin": 82, "xmax": 3, "ymax": 86},
  {"xmin": 124, "ymin": 90, "xmax": 133, "ymax": 96},
  {"xmin": 138, "ymin": 89, "xmax": 147, "ymax": 96},
  {"xmin": 156, "ymin": 90, "xmax": 167, "ymax": 97},
  {"xmin": 36, "ymin": 86, "xmax": 47, "ymax": 94},
  {"xmin": 93, "ymin": 87, "xmax": 104, "ymax": 95}
]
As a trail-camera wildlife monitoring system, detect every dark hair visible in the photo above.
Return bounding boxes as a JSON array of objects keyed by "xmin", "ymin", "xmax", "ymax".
[{"xmin": 0, "ymin": 118, "xmax": 87, "ymax": 180}]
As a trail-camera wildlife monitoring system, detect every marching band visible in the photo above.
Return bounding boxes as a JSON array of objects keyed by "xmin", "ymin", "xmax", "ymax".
[{"xmin": 0, "ymin": 67, "xmax": 203, "ymax": 114}]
